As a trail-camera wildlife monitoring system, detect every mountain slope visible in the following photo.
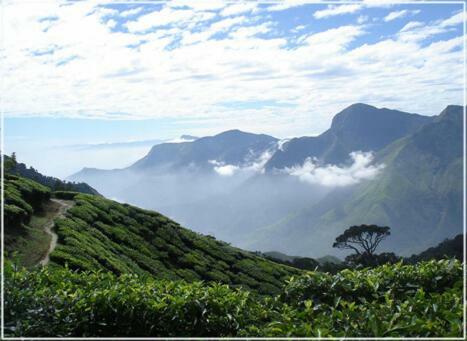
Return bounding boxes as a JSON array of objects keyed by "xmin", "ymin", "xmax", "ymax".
[
  {"xmin": 4, "ymin": 174, "xmax": 300, "ymax": 295},
  {"xmin": 250, "ymin": 105, "xmax": 463, "ymax": 257},
  {"xmin": 131, "ymin": 129, "xmax": 277, "ymax": 171},
  {"xmin": 265, "ymin": 103, "xmax": 432, "ymax": 170},
  {"xmin": 5, "ymin": 155, "xmax": 99, "ymax": 195},
  {"xmin": 68, "ymin": 129, "xmax": 279, "ymax": 204}
]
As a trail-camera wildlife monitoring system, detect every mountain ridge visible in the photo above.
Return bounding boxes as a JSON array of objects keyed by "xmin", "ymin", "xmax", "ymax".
[
  {"xmin": 67, "ymin": 103, "xmax": 461, "ymax": 258},
  {"xmin": 265, "ymin": 103, "xmax": 433, "ymax": 170},
  {"xmin": 248, "ymin": 105, "xmax": 463, "ymax": 256}
]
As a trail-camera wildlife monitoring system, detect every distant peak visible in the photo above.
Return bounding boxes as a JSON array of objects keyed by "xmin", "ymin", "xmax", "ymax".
[
  {"xmin": 442, "ymin": 104, "xmax": 463, "ymax": 112},
  {"xmin": 437, "ymin": 105, "xmax": 463, "ymax": 122},
  {"xmin": 217, "ymin": 129, "xmax": 245, "ymax": 135},
  {"xmin": 346, "ymin": 103, "xmax": 377, "ymax": 110},
  {"xmin": 213, "ymin": 129, "xmax": 255, "ymax": 138},
  {"xmin": 180, "ymin": 134, "xmax": 198, "ymax": 141}
]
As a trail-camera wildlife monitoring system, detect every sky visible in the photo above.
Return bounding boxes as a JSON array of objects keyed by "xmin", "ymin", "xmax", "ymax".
[{"xmin": 2, "ymin": 0, "xmax": 465, "ymax": 177}]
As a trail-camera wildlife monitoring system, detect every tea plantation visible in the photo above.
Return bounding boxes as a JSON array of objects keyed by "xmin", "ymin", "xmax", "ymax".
[
  {"xmin": 3, "ymin": 174, "xmax": 464, "ymax": 337},
  {"xmin": 5, "ymin": 175, "xmax": 299, "ymax": 295},
  {"xmin": 5, "ymin": 259, "xmax": 463, "ymax": 337}
]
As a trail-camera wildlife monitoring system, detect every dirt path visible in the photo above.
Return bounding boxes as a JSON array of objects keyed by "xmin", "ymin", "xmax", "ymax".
[{"xmin": 39, "ymin": 198, "xmax": 74, "ymax": 266}]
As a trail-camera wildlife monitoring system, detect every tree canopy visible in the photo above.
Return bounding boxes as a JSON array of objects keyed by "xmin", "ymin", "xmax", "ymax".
[{"xmin": 333, "ymin": 224, "xmax": 390, "ymax": 256}]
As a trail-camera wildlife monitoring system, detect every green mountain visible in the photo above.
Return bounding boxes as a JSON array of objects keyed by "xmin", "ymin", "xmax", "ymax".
[
  {"xmin": 250, "ymin": 105, "xmax": 463, "ymax": 257},
  {"xmin": 4, "ymin": 174, "xmax": 299, "ymax": 295}
]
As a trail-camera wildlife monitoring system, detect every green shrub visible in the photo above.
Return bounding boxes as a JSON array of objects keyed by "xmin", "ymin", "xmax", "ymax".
[
  {"xmin": 46, "ymin": 193, "xmax": 298, "ymax": 294},
  {"xmin": 4, "ymin": 259, "xmax": 462, "ymax": 338}
]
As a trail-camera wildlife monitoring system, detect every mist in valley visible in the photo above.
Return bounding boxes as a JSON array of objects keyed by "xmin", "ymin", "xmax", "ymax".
[{"xmin": 69, "ymin": 143, "xmax": 383, "ymax": 257}]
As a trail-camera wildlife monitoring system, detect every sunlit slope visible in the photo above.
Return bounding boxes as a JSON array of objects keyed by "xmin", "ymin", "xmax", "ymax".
[{"xmin": 48, "ymin": 192, "xmax": 300, "ymax": 295}]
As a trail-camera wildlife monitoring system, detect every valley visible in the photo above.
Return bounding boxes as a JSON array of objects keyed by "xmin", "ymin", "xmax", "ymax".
[
  {"xmin": 69, "ymin": 103, "xmax": 464, "ymax": 258},
  {"xmin": 4, "ymin": 1, "xmax": 465, "ymax": 337},
  {"xmin": 3, "ymin": 168, "xmax": 463, "ymax": 337},
  {"xmin": 3, "ymin": 104, "xmax": 464, "ymax": 338}
]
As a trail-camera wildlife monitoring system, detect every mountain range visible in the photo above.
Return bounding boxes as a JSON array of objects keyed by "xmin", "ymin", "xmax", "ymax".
[{"xmin": 70, "ymin": 103, "xmax": 464, "ymax": 257}]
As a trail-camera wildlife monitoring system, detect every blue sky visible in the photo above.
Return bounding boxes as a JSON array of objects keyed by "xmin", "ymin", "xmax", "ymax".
[{"xmin": 2, "ymin": 0, "xmax": 465, "ymax": 176}]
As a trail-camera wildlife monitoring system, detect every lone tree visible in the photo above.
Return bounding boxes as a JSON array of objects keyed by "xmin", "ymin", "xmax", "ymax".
[{"xmin": 333, "ymin": 224, "xmax": 390, "ymax": 257}]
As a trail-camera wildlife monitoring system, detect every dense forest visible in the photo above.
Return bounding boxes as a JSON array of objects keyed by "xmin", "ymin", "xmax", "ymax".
[{"xmin": 3, "ymin": 174, "xmax": 464, "ymax": 337}]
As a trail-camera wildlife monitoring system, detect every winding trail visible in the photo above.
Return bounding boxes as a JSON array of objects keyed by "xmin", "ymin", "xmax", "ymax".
[{"xmin": 39, "ymin": 198, "xmax": 74, "ymax": 266}]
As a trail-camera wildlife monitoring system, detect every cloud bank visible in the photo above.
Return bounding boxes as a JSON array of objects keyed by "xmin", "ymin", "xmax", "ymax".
[
  {"xmin": 285, "ymin": 151, "xmax": 385, "ymax": 187},
  {"xmin": 2, "ymin": 2, "xmax": 464, "ymax": 137}
]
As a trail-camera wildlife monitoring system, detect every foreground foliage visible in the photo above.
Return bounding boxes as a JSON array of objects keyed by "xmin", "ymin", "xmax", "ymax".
[{"xmin": 5, "ymin": 259, "xmax": 463, "ymax": 337}]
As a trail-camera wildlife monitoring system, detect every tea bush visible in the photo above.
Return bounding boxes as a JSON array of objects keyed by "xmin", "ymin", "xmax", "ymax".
[
  {"xmin": 4, "ymin": 175, "xmax": 51, "ymax": 248},
  {"xmin": 49, "ymin": 193, "xmax": 299, "ymax": 294},
  {"xmin": 4, "ymin": 259, "xmax": 462, "ymax": 337}
]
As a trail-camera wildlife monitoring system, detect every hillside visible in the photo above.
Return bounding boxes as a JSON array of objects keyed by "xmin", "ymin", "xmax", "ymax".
[
  {"xmin": 250, "ymin": 105, "xmax": 463, "ymax": 256},
  {"xmin": 4, "ymin": 174, "xmax": 53, "ymax": 266},
  {"xmin": 4, "ymin": 173, "xmax": 463, "ymax": 337},
  {"xmin": 407, "ymin": 234, "xmax": 463, "ymax": 263},
  {"xmin": 4, "ymin": 174, "xmax": 299, "ymax": 295},
  {"xmin": 67, "ymin": 103, "xmax": 452, "ymax": 259},
  {"xmin": 5, "ymin": 155, "xmax": 99, "ymax": 195},
  {"xmin": 70, "ymin": 130, "xmax": 278, "ymax": 180},
  {"xmin": 131, "ymin": 129, "xmax": 277, "ymax": 171},
  {"xmin": 67, "ymin": 129, "xmax": 280, "ymax": 211}
]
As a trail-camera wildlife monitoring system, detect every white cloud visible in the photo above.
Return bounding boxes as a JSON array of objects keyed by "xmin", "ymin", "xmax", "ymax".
[
  {"xmin": 167, "ymin": 136, "xmax": 197, "ymax": 143},
  {"xmin": 357, "ymin": 15, "xmax": 369, "ymax": 24},
  {"xmin": 400, "ymin": 21, "xmax": 424, "ymax": 32},
  {"xmin": 2, "ymin": 2, "xmax": 464, "ymax": 140},
  {"xmin": 397, "ymin": 12, "xmax": 462, "ymax": 43},
  {"xmin": 313, "ymin": 4, "xmax": 362, "ymax": 19},
  {"xmin": 220, "ymin": 3, "xmax": 257, "ymax": 17},
  {"xmin": 209, "ymin": 160, "xmax": 239, "ymax": 176},
  {"xmin": 182, "ymin": 16, "xmax": 247, "ymax": 45},
  {"xmin": 440, "ymin": 11, "xmax": 464, "ymax": 27},
  {"xmin": 106, "ymin": 19, "xmax": 117, "ymax": 29},
  {"xmin": 209, "ymin": 148, "xmax": 274, "ymax": 176},
  {"xmin": 167, "ymin": 0, "xmax": 226, "ymax": 11},
  {"xmin": 214, "ymin": 164, "xmax": 239, "ymax": 176},
  {"xmin": 277, "ymin": 139, "xmax": 290, "ymax": 151},
  {"xmin": 266, "ymin": 0, "xmax": 311, "ymax": 12},
  {"xmin": 125, "ymin": 7, "xmax": 214, "ymax": 33},
  {"xmin": 244, "ymin": 149, "xmax": 275, "ymax": 174},
  {"xmin": 229, "ymin": 22, "xmax": 274, "ymax": 39},
  {"xmin": 286, "ymin": 151, "xmax": 384, "ymax": 187},
  {"xmin": 384, "ymin": 9, "xmax": 420, "ymax": 22},
  {"xmin": 120, "ymin": 7, "xmax": 144, "ymax": 18},
  {"xmin": 291, "ymin": 24, "xmax": 306, "ymax": 33},
  {"xmin": 384, "ymin": 10, "xmax": 408, "ymax": 22}
]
